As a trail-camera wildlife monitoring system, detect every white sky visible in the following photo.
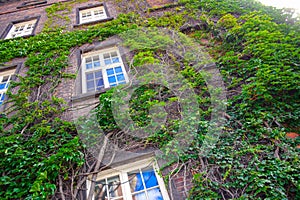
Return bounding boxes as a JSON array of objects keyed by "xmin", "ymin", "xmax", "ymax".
[{"xmin": 258, "ymin": 0, "xmax": 300, "ymax": 14}]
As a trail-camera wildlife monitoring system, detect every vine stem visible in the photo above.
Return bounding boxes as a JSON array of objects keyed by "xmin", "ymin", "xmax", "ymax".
[{"xmin": 87, "ymin": 132, "xmax": 112, "ymax": 200}]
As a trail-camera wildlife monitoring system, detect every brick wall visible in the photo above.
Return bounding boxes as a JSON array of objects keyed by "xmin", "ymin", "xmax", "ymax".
[{"xmin": 146, "ymin": 0, "xmax": 177, "ymax": 7}]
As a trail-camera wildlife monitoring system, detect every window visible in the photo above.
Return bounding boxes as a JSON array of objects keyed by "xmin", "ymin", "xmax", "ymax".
[
  {"xmin": 81, "ymin": 47, "xmax": 128, "ymax": 93},
  {"xmin": 0, "ymin": 68, "xmax": 15, "ymax": 107},
  {"xmin": 5, "ymin": 19, "xmax": 37, "ymax": 39},
  {"xmin": 79, "ymin": 6, "xmax": 108, "ymax": 24},
  {"xmin": 87, "ymin": 158, "xmax": 170, "ymax": 200}
]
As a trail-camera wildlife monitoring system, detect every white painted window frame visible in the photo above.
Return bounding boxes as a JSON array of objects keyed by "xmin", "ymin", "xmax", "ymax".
[
  {"xmin": 86, "ymin": 157, "xmax": 170, "ymax": 200},
  {"xmin": 79, "ymin": 6, "xmax": 107, "ymax": 24},
  {"xmin": 5, "ymin": 19, "xmax": 37, "ymax": 39},
  {"xmin": 81, "ymin": 47, "xmax": 128, "ymax": 93}
]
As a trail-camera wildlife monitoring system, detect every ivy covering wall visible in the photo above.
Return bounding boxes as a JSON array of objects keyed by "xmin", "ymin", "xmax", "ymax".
[{"xmin": 0, "ymin": 0, "xmax": 299, "ymax": 199}]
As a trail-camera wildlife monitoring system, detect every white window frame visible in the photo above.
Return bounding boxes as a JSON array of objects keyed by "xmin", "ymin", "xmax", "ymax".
[
  {"xmin": 79, "ymin": 6, "xmax": 108, "ymax": 24},
  {"xmin": 87, "ymin": 157, "xmax": 170, "ymax": 200},
  {"xmin": 81, "ymin": 47, "xmax": 128, "ymax": 93},
  {"xmin": 0, "ymin": 68, "xmax": 15, "ymax": 106},
  {"xmin": 5, "ymin": 19, "xmax": 37, "ymax": 39}
]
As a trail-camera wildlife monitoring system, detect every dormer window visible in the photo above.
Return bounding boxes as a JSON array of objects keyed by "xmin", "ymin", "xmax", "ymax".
[
  {"xmin": 4, "ymin": 19, "xmax": 38, "ymax": 39},
  {"xmin": 79, "ymin": 6, "xmax": 107, "ymax": 24},
  {"xmin": 74, "ymin": 3, "xmax": 113, "ymax": 27}
]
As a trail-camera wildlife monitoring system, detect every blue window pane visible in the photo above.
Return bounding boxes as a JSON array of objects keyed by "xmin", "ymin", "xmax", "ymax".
[
  {"xmin": 95, "ymin": 71, "xmax": 103, "ymax": 78},
  {"xmin": 117, "ymin": 74, "xmax": 125, "ymax": 81},
  {"xmin": 86, "ymin": 73, "xmax": 94, "ymax": 80},
  {"xmin": 143, "ymin": 170, "xmax": 159, "ymax": 188},
  {"xmin": 96, "ymin": 79, "xmax": 104, "ymax": 88},
  {"xmin": 130, "ymin": 173, "xmax": 144, "ymax": 192},
  {"xmin": 104, "ymin": 59, "xmax": 112, "ymax": 65},
  {"xmin": 115, "ymin": 66, "xmax": 123, "ymax": 73},
  {"xmin": 108, "ymin": 76, "xmax": 116, "ymax": 84},
  {"xmin": 133, "ymin": 192, "xmax": 146, "ymax": 200},
  {"xmin": 106, "ymin": 69, "xmax": 114, "ymax": 76},
  {"xmin": 86, "ymin": 63, "xmax": 93, "ymax": 70},
  {"xmin": 112, "ymin": 57, "xmax": 120, "ymax": 63},
  {"xmin": 87, "ymin": 81, "xmax": 94, "ymax": 91},
  {"xmin": 0, "ymin": 83, "xmax": 6, "ymax": 90},
  {"xmin": 148, "ymin": 188, "xmax": 163, "ymax": 200},
  {"xmin": 94, "ymin": 61, "xmax": 100, "ymax": 67},
  {"xmin": 1, "ymin": 93, "xmax": 5, "ymax": 101}
]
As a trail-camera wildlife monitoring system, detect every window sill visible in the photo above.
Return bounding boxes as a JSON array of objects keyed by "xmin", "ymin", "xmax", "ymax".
[
  {"xmin": 71, "ymin": 88, "xmax": 110, "ymax": 102},
  {"xmin": 4, "ymin": 33, "xmax": 35, "ymax": 40},
  {"xmin": 73, "ymin": 17, "xmax": 114, "ymax": 28}
]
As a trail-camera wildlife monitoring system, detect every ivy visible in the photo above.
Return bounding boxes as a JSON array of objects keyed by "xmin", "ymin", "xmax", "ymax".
[{"xmin": 0, "ymin": 0, "xmax": 299, "ymax": 199}]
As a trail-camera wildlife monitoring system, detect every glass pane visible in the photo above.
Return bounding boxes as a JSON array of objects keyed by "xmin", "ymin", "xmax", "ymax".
[
  {"xmin": 94, "ymin": 10, "xmax": 103, "ymax": 15},
  {"xmin": 107, "ymin": 176, "xmax": 123, "ymax": 198},
  {"xmin": 104, "ymin": 59, "xmax": 112, "ymax": 65},
  {"xmin": 117, "ymin": 74, "xmax": 125, "ymax": 82},
  {"xmin": 87, "ymin": 81, "xmax": 94, "ymax": 91},
  {"xmin": 108, "ymin": 76, "xmax": 116, "ymax": 84},
  {"xmin": 0, "ymin": 83, "xmax": 6, "ymax": 90},
  {"xmin": 129, "ymin": 171, "xmax": 144, "ymax": 193},
  {"xmin": 106, "ymin": 69, "xmax": 114, "ymax": 76},
  {"xmin": 143, "ymin": 170, "xmax": 159, "ymax": 189},
  {"xmin": 86, "ymin": 63, "xmax": 93, "ymax": 70},
  {"xmin": 133, "ymin": 192, "xmax": 146, "ymax": 200},
  {"xmin": 86, "ymin": 73, "xmax": 94, "ymax": 81},
  {"xmin": 95, "ymin": 71, "xmax": 103, "ymax": 78},
  {"xmin": 1, "ymin": 93, "xmax": 5, "ymax": 101},
  {"xmin": 115, "ymin": 67, "xmax": 123, "ymax": 73},
  {"xmin": 112, "ymin": 57, "xmax": 120, "ymax": 63},
  {"xmin": 93, "ymin": 56, "xmax": 100, "ymax": 61},
  {"xmin": 111, "ymin": 52, "xmax": 118, "ymax": 57},
  {"xmin": 103, "ymin": 53, "xmax": 110, "ymax": 59},
  {"xmin": 86, "ymin": 57, "xmax": 92, "ymax": 63},
  {"xmin": 94, "ymin": 180, "xmax": 106, "ymax": 200},
  {"xmin": 2, "ymin": 76, "xmax": 9, "ymax": 82},
  {"xmin": 94, "ymin": 61, "xmax": 101, "ymax": 68},
  {"xmin": 147, "ymin": 188, "xmax": 163, "ymax": 200},
  {"xmin": 96, "ymin": 79, "xmax": 104, "ymax": 88}
]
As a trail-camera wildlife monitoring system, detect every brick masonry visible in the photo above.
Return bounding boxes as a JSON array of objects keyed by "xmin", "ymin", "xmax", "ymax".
[{"xmin": 0, "ymin": 0, "xmax": 193, "ymax": 199}]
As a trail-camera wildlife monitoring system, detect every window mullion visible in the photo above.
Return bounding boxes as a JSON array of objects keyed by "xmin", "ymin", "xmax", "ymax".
[
  {"xmin": 101, "ymin": 53, "xmax": 109, "ymax": 88},
  {"xmin": 139, "ymin": 169, "xmax": 149, "ymax": 200},
  {"xmin": 21, "ymin": 24, "xmax": 27, "ymax": 36},
  {"xmin": 120, "ymin": 172, "xmax": 133, "ymax": 200},
  {"xmin": 82, "ymin": 57, "xmax": 87, "ymax": 93},
  {"xmin": 105, "ymin": 178, "xmax": 110, "ymax": 200}
]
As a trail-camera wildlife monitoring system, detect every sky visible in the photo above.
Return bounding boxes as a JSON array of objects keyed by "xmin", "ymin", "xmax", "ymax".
[{"xmin": 258, "ymin": 0, "xmax": 300, "ymax": 14}]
